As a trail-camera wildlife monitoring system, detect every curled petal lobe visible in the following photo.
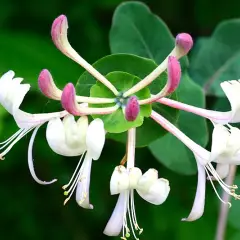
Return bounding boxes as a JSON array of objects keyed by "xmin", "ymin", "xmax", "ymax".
[
  {"xmin": 76, "ymin": 152, "xmax": 93, "ymax": 209},
  {"xmin": 129, "ymin": 167, "xmax": 142, "ymax": 189},
  {"xmin": 38, "ymin": 69, "xmax": 62, "ymax": 100},
  {"xmin": 110, "ymin": 166, "xmax": 129, "ymax": 195},
  {"xmin": 125, "ymin": 96, "xmax": 140, "ymax": 121},
  {"xmin": 221, "ymin": 80, "xmax": 240, "ymax": 123},
  {"xmin": 176, "ymin": 33, "xmax": 193, "ymax": 55},
  {"xmin": 137, "ymin": 168, "xmax": 158, "ymax": 193},
  {"xmin": 182, "ymin": 159, "xmax": 206, "ymax": 221},
  {"xmin": 103, "ymin": 192, "xmax": 126, "ymax": 236},
  {"xmin": 63, "ymin": 115, "xmax": 88, "ymax": 149},
  {"xmin": 210, "ymin": 124, "xmax": 230, "ymax": 161},
  {"xmin": 86, "ymin": 118, "xmax": 105, "ymax": 160},
  {"xmin": 0, "ymin": 71, "xmax": 30, "ymax": 114},
  {"xmin": 167, "ymin": 56, "xmax": 181, "ymax": 94},
  {"xmin": 46, "ymin": 117, "xmax": 86, "ymax": 156},
  {"xmin": 137, "ymin": 178, "xmax": 170, "ymax": 205}
]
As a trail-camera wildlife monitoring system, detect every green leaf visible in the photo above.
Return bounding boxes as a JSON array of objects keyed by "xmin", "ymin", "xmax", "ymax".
[
  {"xmin": 110, "ymin": 1, "xmax": 188, "ymax": 68},
  {"xmin": 76, "ymin": 53, "xmax": 179, "ymax": 147},
  {"xmin": 228, "ymin": 175, "xmax": 240, "ymax": 230},
  {"xmin": 189, "ymin": 19, "xmax": 240, "ymax": 97},
  {"xmin": 90, "ymin": 71, "xmax": 151, "ymax": 133},
  {"xmin": 0, "ymin": 32, "xmax": 80, "ymax": 90},
  {"xmin": 149, "ymin": 74, "xmax": 208, "ymax": 175}
]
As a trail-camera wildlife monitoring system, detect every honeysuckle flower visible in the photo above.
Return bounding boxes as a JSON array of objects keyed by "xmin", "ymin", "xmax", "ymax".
[
  {"xmin": 150, "ymin": 110, "xmax": 240, "ymax": 221},
  {"xmin": 158, "ymin": 80, "xmax": 240, "ymax": 125},
  {"xmin": 0, "ymin": 71, "xmax": 67, "ymax": 166},
  {"xmin": 47, "ymin": 117, "xmax": 105, "ymax": 208},
  {"xmin": 104, "ymin": 128, "xmax": 170, "ymax": 239}
]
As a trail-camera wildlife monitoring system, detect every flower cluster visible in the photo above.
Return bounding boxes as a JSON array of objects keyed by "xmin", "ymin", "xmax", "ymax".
[{"xmin": 0, "ymin": 14, "xmax": 240, "ymax": 239}]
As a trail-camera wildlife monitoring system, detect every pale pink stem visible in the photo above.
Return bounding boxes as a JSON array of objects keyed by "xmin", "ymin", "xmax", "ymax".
[
  {"xmin": 157, "ymin": 98, "xmax": 232, "ymax": 124},
  {"xmin": 150, "ymin": 110, "xmax": 210, "ymax": 163}
]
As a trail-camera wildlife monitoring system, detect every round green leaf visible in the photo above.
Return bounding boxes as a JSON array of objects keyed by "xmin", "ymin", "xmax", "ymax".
[
  {"xmin": 90, "ymin": 71, "xmax": 151, "ymax": 133},
  {"xmin": 76, "ymin": 54, "xmax": 179, "ymax": 147},
  {"xmin": 189, "ymin": 19, "xmax": 240, "ymax": 97},
  {"xmin": 110, "ymin": 1, "xmax": 188, "ymax": 68}
]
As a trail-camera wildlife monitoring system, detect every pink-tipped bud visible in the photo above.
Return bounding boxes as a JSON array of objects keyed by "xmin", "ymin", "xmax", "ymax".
[
  {"xmin": 125, "ymin": 96, "xmax": 140, "ymax": 122},
  {"xmin": 51, "ymin": 15, "xmax": 68, "ymax": 50},
  {"xmin": 61, "ymin": 83, "xmax": 79, "ymax": 115},
  {"xmin": 176, "ymin": 33, "xmax": 193, "ymax": 54},
  {"xmin": 38, "ymin": 69, "xmax": 62, "ymax": 100},
  {"xmin": 167, "ymin": 56, "xmax": 181, "ymax": 94}
]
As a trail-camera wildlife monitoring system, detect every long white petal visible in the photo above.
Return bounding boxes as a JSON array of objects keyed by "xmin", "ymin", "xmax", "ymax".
[
  {"xmin": 86, "ymin": 118, "xmax": 105, "ymax": 160},
  {"xmin": 76, "ymin": 152, "xmax": 93, "ymax": 209},
  {"xmin": 103, "ymin": 192, "xmax": 126, "ymax": 236},
  {"xmin": 28, "ymin": 125, "xmax": 57, "ymax": 185},
  {"xmin": 182, "ymin": 158, "xmax": 206, "ymax": 221}
]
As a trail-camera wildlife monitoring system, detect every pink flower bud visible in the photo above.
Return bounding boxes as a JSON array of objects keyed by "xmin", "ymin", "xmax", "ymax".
[
  {"xmin": 125, "ymin": 96, "xmax": 140, "ymax": 122},
  {"xmin": 38, "ymin": 69, "xmax": 61, "ymax": 100},
  {"xmin": 61, "ymin": 83, "xmax": 79, "ymax": 115},
  {"xmin": 167, "ymin": 56, "xmax": 181, "ymax": 94},
  {"xmin": 51, "ymin": 15, "xmax": 68, "ymax": 51},
  {"xmin": 176, "ymin": 33, "xmax": 193, "ymax": 54}
]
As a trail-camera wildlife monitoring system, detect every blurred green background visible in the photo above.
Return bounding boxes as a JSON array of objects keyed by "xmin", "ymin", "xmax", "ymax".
[{"xmin": 0, "ymin": 0, "xmax": 240, "ymax": 240}]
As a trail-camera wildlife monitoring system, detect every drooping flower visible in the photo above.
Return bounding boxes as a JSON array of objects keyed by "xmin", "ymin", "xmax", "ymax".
[
  {"xmin": 0, "ymin": 71, "xmax": 67, "ymax": 165},
  {"xmin": 46, "ymin": 116, "xmax": 105, "ymax": 208},
  {"xmin": 151, "ymin": 110, "xmax": 240, "ymax": 221},
  {"xmin": 104, "ymin": 128, "xmax": 170, "ymax": 239}
]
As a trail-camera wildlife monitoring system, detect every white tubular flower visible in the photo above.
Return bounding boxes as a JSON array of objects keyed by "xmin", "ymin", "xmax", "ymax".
[
  {"xmin": 151, "ymin": 110, "xmax": 240, "ymax": 213},
  {"xmin": 158, "ymin": 80, "xmax": 240, "ymax": 125},
  {"xmin": 0, "ymin": 72, "xmax": 68, "ymax": 186},
  {"xmin": 0, "ymin": 70, "xmax": 30, "ymax": 115},
  {"xmin": 104, "ymin": 128, "xmax": 170, "ymax": 239},
  {"xmin": 60, "ymin": 118, "xmax": 105, "ymax": 208}
]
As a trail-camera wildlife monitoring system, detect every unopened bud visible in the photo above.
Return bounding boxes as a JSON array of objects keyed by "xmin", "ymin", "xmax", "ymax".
[
  {"xmin": 167, "ymin": 56, "xmax": 181, "ymax": 94},
  {"xmin": 176, "ymin": 33, "xmax": 193, "ymax": 54},
  {"xmin": 38, "ymin": 69, "xmax": 62, "ymax": 100},
  {"xmin": 125, "ymin": 96, "xmax": 140, "ymax": 121}
]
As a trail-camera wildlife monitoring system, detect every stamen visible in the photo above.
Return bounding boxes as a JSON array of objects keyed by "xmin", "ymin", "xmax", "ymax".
[
  {"xmin": 205, "ymin": 167, "xmax": 231, "ymax": 208},
  {"xmin": 63, "ymin": 153, "xmax": 86, "ymax": 205},
  {"xmin": 62, "ymin": 151, "xmax": 86, "ymax": 190},
  {"xmin": 0, "ymin": 127, "xmax": 35, "ymax": 159},
  {"xmin": 127, "ymin": 191, "xmax": 139, "ymax": 240}
]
